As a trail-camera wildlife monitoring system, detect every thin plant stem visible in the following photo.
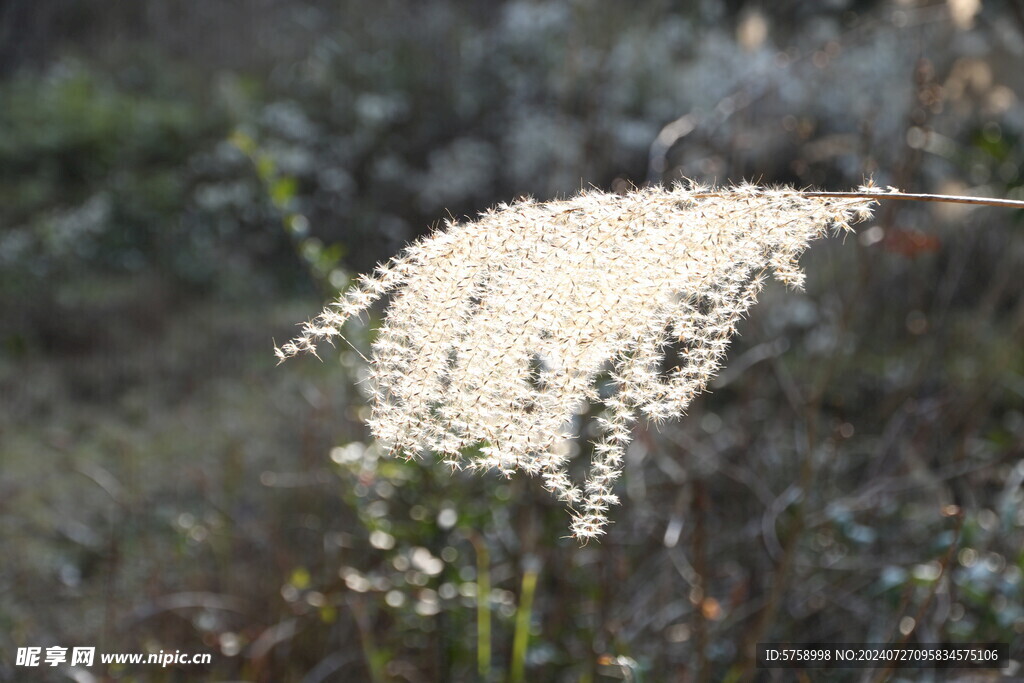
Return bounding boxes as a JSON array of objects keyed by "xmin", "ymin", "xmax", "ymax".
[
  {"xmin": 470, "ymin": 533, "xmax": 492, "ymax": 680},
  {"xmin": 349, "ymin": 595, "xmax": 385, "ymax": 683},
  {"xmin": 693, "ymin": 190, "xmax": 1024, "ymax": 210},
  {"xmin": 509, "ymin": 557, "xmax": 540, "ymax": 683}
]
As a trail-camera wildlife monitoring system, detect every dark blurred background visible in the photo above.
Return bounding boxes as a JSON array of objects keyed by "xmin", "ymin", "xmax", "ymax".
[{"xmin": 2, "ymin": 1, "xmax": 1024, "ymax": 681}]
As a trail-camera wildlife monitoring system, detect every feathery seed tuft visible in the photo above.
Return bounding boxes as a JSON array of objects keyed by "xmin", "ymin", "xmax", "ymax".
[{"xmin": 277, "ymin": 183, "xmax": 881, "ymax": 540}]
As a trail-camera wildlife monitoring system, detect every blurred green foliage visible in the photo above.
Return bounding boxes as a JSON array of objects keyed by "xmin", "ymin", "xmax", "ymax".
[{"xmin": 0, "ymin": 62, "xmax": 218, "ymax": 277}]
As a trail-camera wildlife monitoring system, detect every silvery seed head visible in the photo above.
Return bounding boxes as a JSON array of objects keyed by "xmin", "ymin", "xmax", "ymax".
[{"xmin": 278, "ymin": 183, "xmax": 877, "ymax": 540}]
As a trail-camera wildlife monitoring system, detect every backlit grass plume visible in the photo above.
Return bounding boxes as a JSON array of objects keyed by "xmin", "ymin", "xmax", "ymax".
[{"xmin": 277, "ymin": 183, "xmax": 885, "ymax": 540}]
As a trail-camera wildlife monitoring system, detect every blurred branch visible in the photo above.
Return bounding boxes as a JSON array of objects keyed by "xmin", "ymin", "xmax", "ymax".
[
  {"xmin": 126, "ymin": 591, "xmax": 248, "ymax": 625},
  {"xmin": 248, "ymin": 617, "xmax": 300, "ymax": 661},
  {"xmin": 869, "ymin": 507, "xmax": 965, "ymax": 683},
  {"xmin": 1007, "ymin": 0, "xmax": 1024, "ymax": 39},
  {"xmin": 691, "ymin": 481, "xmax": 710, "ymax": 683}
]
